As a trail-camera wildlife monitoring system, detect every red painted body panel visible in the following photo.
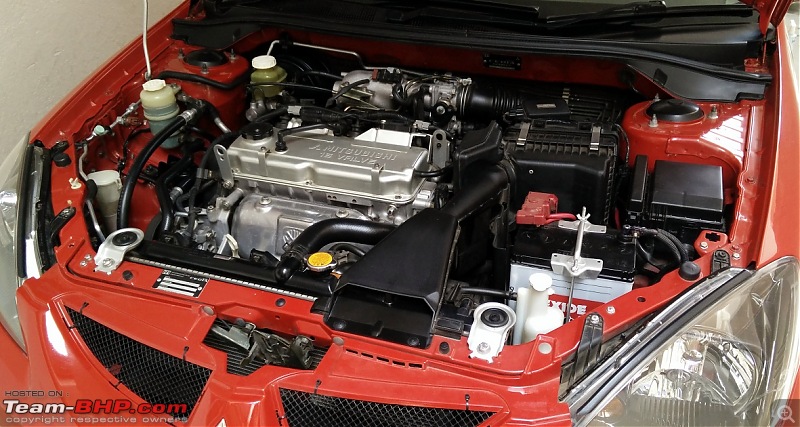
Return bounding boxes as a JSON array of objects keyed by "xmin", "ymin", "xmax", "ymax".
[{"xmin": 2, "ymin": 1, "xmax": 799, "ymax": 426}]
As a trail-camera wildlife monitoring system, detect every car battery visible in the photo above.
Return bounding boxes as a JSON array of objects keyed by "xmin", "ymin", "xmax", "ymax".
[{"xmin": 510, "ymin": 223, "xmax": 636, "ymax": 315}]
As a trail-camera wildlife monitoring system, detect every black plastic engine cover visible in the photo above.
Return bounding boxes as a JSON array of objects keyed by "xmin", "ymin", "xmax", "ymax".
[
  {"xmin": 325, "ymin": 209, "xmax": 459, "ymax": 348},
  {"xmin": 507, "ymin": 122, "xmax": 618, "ymax": 223}
]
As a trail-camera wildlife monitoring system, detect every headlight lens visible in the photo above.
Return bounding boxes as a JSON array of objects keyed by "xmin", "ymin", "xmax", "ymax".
[
  {"xmin": 0, "ymin": 133, "xmax": 42, "ymax": 351},
  {"xmin": 568, "ymin": 257, "xmax": 800, "ymax": 427}
]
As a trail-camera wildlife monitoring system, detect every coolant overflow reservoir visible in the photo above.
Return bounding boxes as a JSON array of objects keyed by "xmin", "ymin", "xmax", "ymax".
[
  {"xmin": 514, "ymin": 273, "xmax": 565, "ymax": 344},
  {"xmin": 140, "ymin": 79, "xmax": 181, "ymax": 149},
  {"xmin": 251, "ymin": 55, "xmax": 287, "ymax": 99}
]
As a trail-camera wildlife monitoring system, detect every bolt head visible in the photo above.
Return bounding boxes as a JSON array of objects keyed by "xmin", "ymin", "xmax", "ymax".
[
  {"xmin": 336, "ymin": 209, "xmax": 349, "ymax": 218},
  {"xmin": 699, "ymin": 241, "xmax": 709, "ymax": 250},
  {"xmin": 732, "ymin": 252, "xmax": 741, "ymax": 260},
  {"xmin": 477, "ymin": 342, "xmax": 491, "ymax": 353},
  {"xmin": 606, "ymin": 306, "xmax": 616, "ymax": 315},
  {"xmin": 101, "ymin": 258, "xmax": 115, "ymax": 268},
  {"xmin": 588, "ymin": 314, "xmax": 601, "ymax": 325},
  {"xmin": 84, "ymin": 254, "xmax": 92, "ymax": 260},
  {"xmin": 222, "ymin": 180, "xmax": 234, "ymax": 189},
  {"xmin": 259, "ymin": 196, "xmax": 272, "ymax": 206},
  {"xmin": 79, "ymin": 260, "xmax": 88, "ymax": 267}
]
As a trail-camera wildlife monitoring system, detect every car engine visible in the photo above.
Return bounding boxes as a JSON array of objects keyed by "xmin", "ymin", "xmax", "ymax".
[{"xmin": 80, "ymin": 38, "xmax": 731, "ymax": 358}]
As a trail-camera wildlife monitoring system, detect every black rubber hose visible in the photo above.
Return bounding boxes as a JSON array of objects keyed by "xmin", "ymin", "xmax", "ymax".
[
  {"xmin": 157, "ymin": 70, "xmax": 249, "ymax": 90},
  {"xmin": 275, "ymin": 123, "xmax": 335, "ymax": 152},
  {"xmin": 275, "ymin": 219, "xmax": 396, "ymax": 283},
  {"xmin": 643, "ymin": 230, "xmax": 683, "ymax": 267},
  {"xmin": 459, "ymin": 287, "xmax": 516, "ymax": 300},
  {"xmin": 298, "ymin": 70, "xmax": 342, "ymax": 81},
  {"xmin": 413, "ymin": 165, "xmax": 452, "ymax": 178},
  {"xmin": 185, "ymin": 131, "xmax": 240, "ymax": 233},
  {"xmin": 440, "ymin": 164, "xmax": 509, "ymax": 221},
  {"xmin": 360, "ymin": 111, "xmax": 413, "ymax": 123},
  {"xmin": 155, "ymin": 142, "xmax": 201, "ymax": 237},
  {"xmin": 330, "ymin": 242, "xmax": 367, "ymax": 258},
  {"xmin": 253, "ymin": 106, "xmax": 289, "ymax": 124},
  {"xmin": 657, "ymin": 228, "xmax": 689, "ymax": 263},
  {"xmin": 117, "ymin": 114, "xmax": 190, "ymax": 229},
  {"xmin": 326, "ymin": 78, "xmax": 370, "ymax": 107},
  {"xmin": 248, "ymin": 82, "xmax": 333, "ymax": 95}
]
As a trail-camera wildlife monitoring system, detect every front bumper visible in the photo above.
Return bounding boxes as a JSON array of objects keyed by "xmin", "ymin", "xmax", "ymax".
[{"xmin": 1, "ymin": 256, "xmax": 571, "ymax": 427}]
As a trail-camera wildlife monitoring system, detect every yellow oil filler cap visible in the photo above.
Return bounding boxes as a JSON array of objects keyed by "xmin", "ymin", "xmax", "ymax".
[{"xmin": 306, "ymin": 252, "xmax": 336, "ymax": 272}]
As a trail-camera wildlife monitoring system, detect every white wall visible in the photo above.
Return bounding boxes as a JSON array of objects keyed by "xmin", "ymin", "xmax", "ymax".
[{"xmin": 0, "ymin": 0, "xmax": 182, "ymax": 149}]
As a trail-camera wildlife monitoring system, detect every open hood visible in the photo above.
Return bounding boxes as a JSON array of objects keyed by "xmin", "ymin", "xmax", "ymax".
[{"xmin": 742, "ymin": 0, "xmax": 795, "ymax": 32}]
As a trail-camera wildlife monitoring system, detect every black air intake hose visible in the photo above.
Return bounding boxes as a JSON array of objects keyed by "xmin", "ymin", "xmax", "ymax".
[
  {"xmin": 440, "ymin": 163, "xmax": 510, "ymax": 221},
  {"xmin": 460, "ymin": 86, "xmax": 525, "ymax": 120},
  {"xmin": 275, "ymin": 219, "xmax": 396, "ymax": 283}
]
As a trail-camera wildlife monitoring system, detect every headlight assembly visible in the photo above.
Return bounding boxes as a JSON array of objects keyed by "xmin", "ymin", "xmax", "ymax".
[
  {"xmin": 566, "ymin": 257, "xmax": 800, "ymax": 427},
  {"xmin": 0, "ymin": 133, "xmax": 46, "ymax": 351}
]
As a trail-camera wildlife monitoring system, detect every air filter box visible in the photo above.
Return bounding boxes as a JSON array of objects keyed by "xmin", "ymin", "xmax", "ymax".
[{"xmin": 506, "ymin": 122, "xmax": 618, "ymax": 223}]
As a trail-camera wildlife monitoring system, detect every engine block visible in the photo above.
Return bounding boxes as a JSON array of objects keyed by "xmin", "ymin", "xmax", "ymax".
[{"xmin": 214, "ymin": 126, "xmax": 436, "ymax": 256}]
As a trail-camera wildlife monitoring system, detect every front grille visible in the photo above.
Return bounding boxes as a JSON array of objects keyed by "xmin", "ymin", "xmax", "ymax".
[
  {"xmin": 203, "ymin": 320, "xmax": 328, "ymax": 376},
  {"xmin": 66, "ymin": 307, "xmax": 211, "ymax": 418},
  {"xmin": 280, "ymin": 389, "xmax": 496, "ymax": 427}
]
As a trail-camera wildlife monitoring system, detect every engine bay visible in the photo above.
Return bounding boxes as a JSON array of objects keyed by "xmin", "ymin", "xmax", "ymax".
[{"xmin": 65, "ymin": 31, "xmax": 751, "ymax": 368}]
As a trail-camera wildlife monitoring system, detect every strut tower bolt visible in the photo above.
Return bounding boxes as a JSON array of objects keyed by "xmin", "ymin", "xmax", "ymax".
[
  {"xmin": 699, "ymin": 241, "xmax": 709, "ymax": 250},
  {"xmin": 606, "ymin": 306, "xmax": 616, "ymax": 315},
  {"xmin": 732, "ymin": 252, "xmax": 741, "ymax": 260},
  {"xmin": 477, "ymin": 342, "xmax": 490, "ymax": 353},
  {"xmin": 649, "ymin": 114, "xmax": 659, "ymax": 128},
  {"xmin": 709, "ymin": 105, "xmax": 719, "ymax": 119}
]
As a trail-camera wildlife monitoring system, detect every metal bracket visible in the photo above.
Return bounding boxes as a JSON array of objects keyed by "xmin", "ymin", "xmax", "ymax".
[
  {"xmin": 210, "ymin": 321, "xmax": 314, "ymax": 370},
  {"xmin": 566, "ymin": 312, "xmax": 604, "ymax": 383},
  {"xmin": 551, "ymin": 253, "xmax": 603, "ymax": 280},
  {"xmin": 516, "ymin": 121, "xmax": 531, "ymax": 147},
  {"xmin": 94, "ymin": 228, "xmax": 144, "ymax": 274},
  {"xmin": 589, "ymin": 125, "xmax": 601, "ymax": 152},
  {"xmin": 430, "ymin": 129, "xmax": 450, "ymax": 169},
  {"xmin": 214, "ymin": 145, "xmax": 235, "ymax": 188},
  {"xmin": 552, "ymin": 208, "xmax": 604, "ymax": 322}
]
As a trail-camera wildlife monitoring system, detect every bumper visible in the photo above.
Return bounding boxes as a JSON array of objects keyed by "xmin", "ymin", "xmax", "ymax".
[{"xmin": 0, "ymin": 260, "xmax": 570, "ymax": 427}]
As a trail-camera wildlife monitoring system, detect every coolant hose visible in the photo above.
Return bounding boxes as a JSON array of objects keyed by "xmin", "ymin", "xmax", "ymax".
[
  {"xmin": 275, "ymin": 219, "xmax": 396, "ymax": 283},
  {"xmin": 117, "ymin": 111, "xmax": 194, "ymax": 229}
]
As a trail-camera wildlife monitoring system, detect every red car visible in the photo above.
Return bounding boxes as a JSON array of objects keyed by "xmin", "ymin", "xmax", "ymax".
[{"xmin": 1, "ymin": 0, "xmax": 798, "ymax": 425}]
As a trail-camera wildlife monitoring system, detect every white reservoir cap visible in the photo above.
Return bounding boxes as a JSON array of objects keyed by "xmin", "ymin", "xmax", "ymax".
[
  {"xmin": 529, "ymin": 273, "xmax": 553, "ymax": 292},
  {"xmin": 252, "ymin": 55, "xmax": 277, "ymax": 70},
  {"xmin": 142, "ymin": 79, "xmax": 167, "ymax": 92}
]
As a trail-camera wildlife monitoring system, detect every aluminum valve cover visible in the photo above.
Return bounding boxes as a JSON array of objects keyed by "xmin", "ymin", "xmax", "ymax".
[{"xmin": 225, "ymin": 129, "xmax": 429, "ymax": 204}]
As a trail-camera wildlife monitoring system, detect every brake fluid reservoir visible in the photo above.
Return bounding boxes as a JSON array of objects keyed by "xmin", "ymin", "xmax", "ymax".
[
  {"xmin": 250, "ymin": 55, "xmax": 287, "ymax": 100},
  {"xmin": 140, "ymin": 79, "xmax": 181, "ymax": 149}
]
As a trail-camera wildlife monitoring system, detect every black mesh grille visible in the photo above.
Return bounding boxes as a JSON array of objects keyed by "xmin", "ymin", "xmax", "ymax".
[
  {"xmin": 203, "ymin": 320, "xmax": 328, "ymax": 376},
  {"xmin": 66, "ymin": 307, "xmax": 211, "ymax": 418},
  {"xmin": 280, "ymin": 389, "xmax": 496, "ymax": 427}
]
